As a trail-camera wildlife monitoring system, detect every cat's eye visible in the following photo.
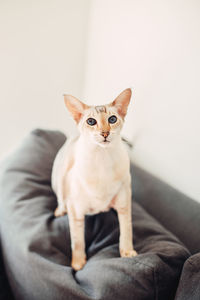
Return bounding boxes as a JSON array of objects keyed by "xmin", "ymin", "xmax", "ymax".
[
  {"xmin": 108, "ymin": 115, "xmax": 117, "ymax": 124},
  {"xmin": 87, "ymin": 118, "xmax": 97, "ymax": 126}
]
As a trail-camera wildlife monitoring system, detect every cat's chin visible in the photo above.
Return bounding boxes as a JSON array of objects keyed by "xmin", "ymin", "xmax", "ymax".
[{"xmin": 96, "ymin": 141, "xmax": 111, "ymax": 148}]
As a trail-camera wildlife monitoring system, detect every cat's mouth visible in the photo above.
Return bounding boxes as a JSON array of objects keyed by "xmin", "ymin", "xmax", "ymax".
[
  {"xmin": 95, "ymin": 136, "xmax": 111, "ymax": 147},
  {"xmin": 100, "ymin": 138, "xmax": 110, "ymax": 145},
  {"xmin": 103, "ymin": 137, "xmax": 110, "ymax": 143}
]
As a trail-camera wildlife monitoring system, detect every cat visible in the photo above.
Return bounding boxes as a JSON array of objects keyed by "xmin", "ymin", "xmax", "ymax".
[{"xmin": 51, "ymin": 88, "xmax": 137, "ymax": 271}]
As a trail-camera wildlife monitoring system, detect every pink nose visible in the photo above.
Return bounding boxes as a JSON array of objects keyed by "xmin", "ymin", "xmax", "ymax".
[{"xmin": 101, "ymin": 131, "xmax": 110, "ymax": 138}]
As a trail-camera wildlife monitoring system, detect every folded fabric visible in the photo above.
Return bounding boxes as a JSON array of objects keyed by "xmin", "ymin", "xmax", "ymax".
[
  {"xmin": 0, "ymin": 129, "xmax": 190, "ymax": 300},
  {"xmin": 175, "ymin": 253, "xmax": 200, "ymax": 300}
]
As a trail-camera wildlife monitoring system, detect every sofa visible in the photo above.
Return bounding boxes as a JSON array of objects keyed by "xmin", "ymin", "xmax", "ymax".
[{"xmin": 0, "ymin": 129, "xmax": 199, "ymax": 300}]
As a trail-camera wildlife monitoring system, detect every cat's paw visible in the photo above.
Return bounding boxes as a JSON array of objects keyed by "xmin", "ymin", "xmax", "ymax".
[
  {"xmin": 54, "ymin": 206, "xmax": 67, "ymax": 217},
  {"xmin": 72, "ymin": 256, "xmax": 86, "ymax": 271},
  {"xmin": 120, "ymin": 249, "xmax": 138, "ymax": 257}
]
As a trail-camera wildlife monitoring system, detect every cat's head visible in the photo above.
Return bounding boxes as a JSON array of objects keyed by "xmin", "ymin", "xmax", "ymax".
[{"xmin": 64, "ymin": 89, "xmax": 132, "ymax": 147}]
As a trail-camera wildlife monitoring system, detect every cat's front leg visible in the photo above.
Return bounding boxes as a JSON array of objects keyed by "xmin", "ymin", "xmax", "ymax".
[
  {"xmin": 67, "ymin": 202, "xmax": 86, "ymax": 271},
  {"xmin": 113, "ymin": 184, "xmax": 137, "ymax": 257}
]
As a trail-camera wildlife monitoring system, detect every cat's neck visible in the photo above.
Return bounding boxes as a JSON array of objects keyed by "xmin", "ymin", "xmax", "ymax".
[{"xmin": 73, "ymin": 134, "xmax": 128, "ymax": 172}]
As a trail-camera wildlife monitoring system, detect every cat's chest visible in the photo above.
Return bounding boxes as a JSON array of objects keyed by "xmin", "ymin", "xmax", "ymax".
[
  {"xmin": 75, "ymin": 150, "xmax": 128, "ymax": 200},
  {"xmin": 84, "ymin": 165, "xmax": 120, "ymax": 195},
  {"xmin": 81, "ymin": 166, "xmax": 122, "ymax": 214},
  {"xmin": 80, "ymin": 151, "xmax": 124, "ymax": 185},
  {"xmin": 68, "ymin": 146, "xmax": 129, "ymax": 215}
]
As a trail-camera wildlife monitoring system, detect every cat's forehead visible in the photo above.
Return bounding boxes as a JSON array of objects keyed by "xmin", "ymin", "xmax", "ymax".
[
  {"xmin": 86, "ymin": 105, "xmax": 115, "ymax": 117},
  {"xmin": 94, "ymin": 105, "xmax": 107, "ymax": 113}
]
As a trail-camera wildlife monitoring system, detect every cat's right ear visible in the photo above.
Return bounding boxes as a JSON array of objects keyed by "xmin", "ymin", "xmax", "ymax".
[{"xmin": 64, "ymin": 95, "xmax": 89, "ymax": 123}]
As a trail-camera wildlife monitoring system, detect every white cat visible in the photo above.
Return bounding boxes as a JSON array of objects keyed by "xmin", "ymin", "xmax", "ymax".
[{"xmin": 52, "ymin": 88, "xmax": 137, "ymax": 271}]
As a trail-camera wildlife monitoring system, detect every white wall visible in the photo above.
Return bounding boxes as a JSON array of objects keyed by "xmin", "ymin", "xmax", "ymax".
[
  {"xmin": 0, "ymin": 0, "xmax": 91, "ymax": 157},
  {"xmin": 1, "ymin": 0, "xmax": 200, "ymax": 202},
  {"xmin": 83, "ymin": 0, "xmax": 200, "ymax": 201}
]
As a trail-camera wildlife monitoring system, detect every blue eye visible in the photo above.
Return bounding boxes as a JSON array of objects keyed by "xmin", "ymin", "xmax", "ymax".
[
  {"xmin": 87, "ymin": 118, "xmax": 97, "ymax": 126},
  {"xmin": 108, "ymin": 115, "xmax": 117, "ymax": 124}
]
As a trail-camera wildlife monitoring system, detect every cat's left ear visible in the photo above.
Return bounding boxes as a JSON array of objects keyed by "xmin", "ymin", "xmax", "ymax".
[
  {"xmin": 64, "ymin": 95, "xmax": 90, "ymax": 123},
  {"xmin": 111, "ymin": 88, "xmax": 132, "ymax": 119}
]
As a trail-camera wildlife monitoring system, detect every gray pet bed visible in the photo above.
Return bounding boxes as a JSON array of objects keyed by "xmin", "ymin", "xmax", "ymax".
[{"xmin": 0, "ymin": 129, "xmax": 189, "ymax": 300}]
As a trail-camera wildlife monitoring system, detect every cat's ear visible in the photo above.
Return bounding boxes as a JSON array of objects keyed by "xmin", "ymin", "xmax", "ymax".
[
  {"xmin": 111, "ymin": 88, "xmax": 132, "ymax": 119},
  {"xmin": 64, "ymin": 95, "xmax": 89, "ymax": 123}
]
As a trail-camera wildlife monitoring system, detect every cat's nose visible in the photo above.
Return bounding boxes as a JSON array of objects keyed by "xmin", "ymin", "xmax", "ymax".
[{"xmin": 101, "ymin": 131, "xmax": 110, "ymax": 138}]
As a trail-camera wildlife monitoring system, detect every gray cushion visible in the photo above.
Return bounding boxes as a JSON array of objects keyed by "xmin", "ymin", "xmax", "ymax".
[
  {"xmin": 131, "ymin": 164, "xmax": 200, "ymax": 255},
  {"xmin": 175, "ymin": 253, "xmax": 200, "ymax": 300},
  {"xmin": 0, "ymin": 129, "xmax": 190, "ymax": 300},
  {"xmin": 0, "ymin": 242, "xmax": 14, "ymax": 300}
]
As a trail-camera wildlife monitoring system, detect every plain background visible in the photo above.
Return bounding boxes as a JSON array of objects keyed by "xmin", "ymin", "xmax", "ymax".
[{"xmin": 0, "ymin": 0, "xmax": 200, "ymax": 202}]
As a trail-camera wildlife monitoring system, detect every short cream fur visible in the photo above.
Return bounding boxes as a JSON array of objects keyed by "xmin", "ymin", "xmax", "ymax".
[{"xmin": 51, "ymin": 88, "xmax": 137, "ymax": 271}]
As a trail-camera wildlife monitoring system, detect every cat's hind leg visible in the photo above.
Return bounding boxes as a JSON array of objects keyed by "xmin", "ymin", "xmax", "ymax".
[
  {"xmin": 54, "ymin": 177, "xmax": 68, "ymax": 217},
  {"xmin": 54, "ymin": 202, "xmax": 67, "ymax": 217}
]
